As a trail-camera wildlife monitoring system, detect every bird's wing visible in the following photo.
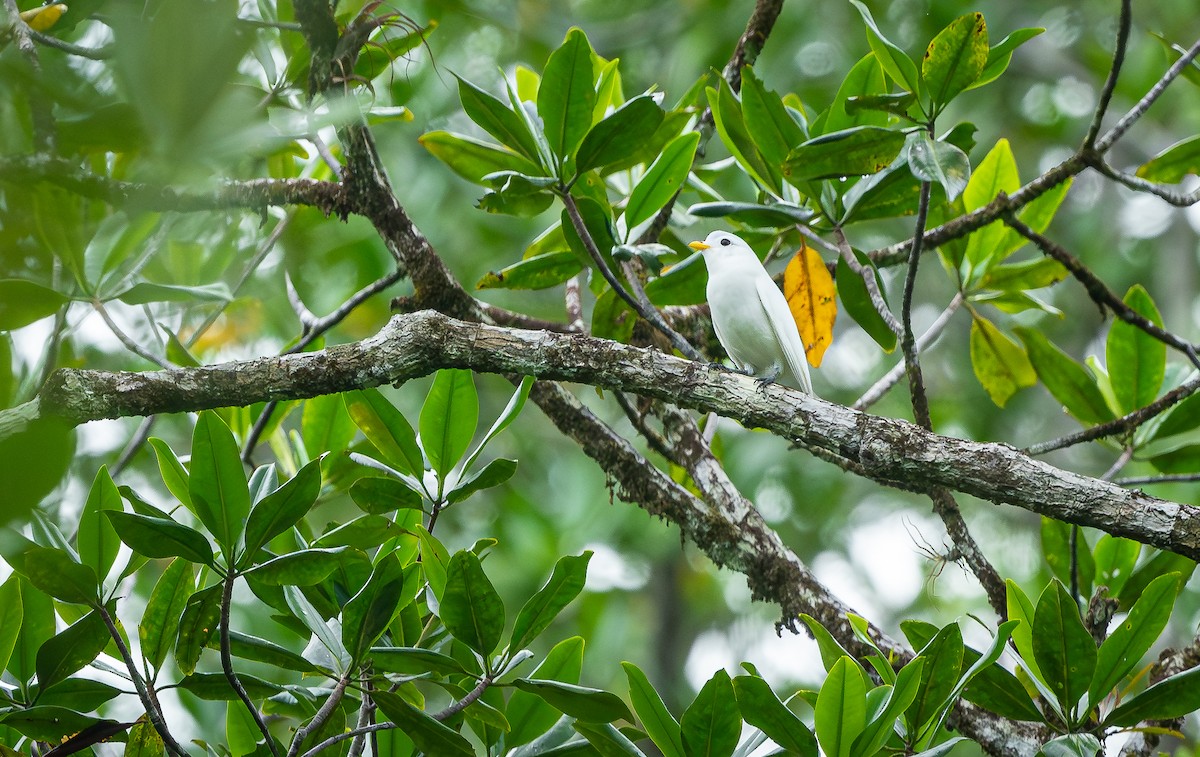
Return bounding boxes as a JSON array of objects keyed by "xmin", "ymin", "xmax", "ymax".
[{"xmin": 755, "ymin": 275, "xmax": 813, "ymax": 393}]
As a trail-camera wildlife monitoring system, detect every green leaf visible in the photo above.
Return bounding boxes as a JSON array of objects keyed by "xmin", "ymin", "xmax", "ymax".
[
  {"xmin": 906, "ymin": 131, "xmax": 970, "ymax": 201},
  {"xmin": 458, "ymin": 76, "xmax": 543, "ymax": 165},
  {"xmin": 349, "ymin": 476, "xmax": 424, "ymax": 515},
  {"xmin": 821, "ymin": 54, "xmax": 888, "ymax": 134},
  {"xmin": 446, "ymin": 457, "xmax": 518, "ymax": 504},
  {"xmin": 139, "ymin": 558, "xmax": 194, "ymax": 671},
  {"xmin": 106, "ymin": 511, "xmax": 214, "ymax": 565},
  {"xmin": 37, "ymin": 678, "xmax": 122, "ymax": 711},
  {"xmin": 125, "ymin": 720, "xmax": 166, "ymax": 757},
  {"xmin": 905, "ymin": 623, "xmax": 963, "ymax": 731},
  {"xmin": 980, "ymin": 257, "xmax": 1068, "ymax": 291},
  {"xmin": 1148, "ymin": 444, "xmax": 1200, "ymax": 474},
  {"xmin": 149, "ymin": 437, "xmax": 191, "ymax": 508},
  {"xmin": 1105, "ymin": 657, "xmax": 1200, "ymax": 727},
  {"xmin": 373, "ymin": 690, "xmax": 475, "ymax": 756},
  {"xmin": 785, "ymin": 126, "xmax": 907, "ymax": 181},
  {"xmin": 849, "ymin": 1, "xmax": 921, "ymax": 94},
  {"xmin": 344, "ymin": 388, "xmax": 425, "ymax": 477},
  {"xmin": 13, "ymin": 545, "xmax": 99, "ymax": 606},
  {"xmin": 1041, "ymin": 518, "xmax": 1095, "ymax": 599},
  {"xmin": 623, "ymin": 662, "xmax": 685, "ymax": 757},
  {"xmin": 510, "ymin": 551, "xmax": 592, "ymax": 652},
  {"xmin": 246, "ymin": 548, "xmax": 348, "ymax": 586},
  {"xmin": 798, "ymin": 614, "xmax": 856, "ymax": 673},
  {"xmin": 77, "ymin": 465, "xmax": 122, "ymax": 581},
  {"xmin": 476, "ymin": 251, "xmax": 584, "ymax": 291},
  {"xmin": 0, "ymin": 279, "xmax": 68, "ymax": 330},
  {"xmin": 573, "ymin": 721, "xmax": 645, "ymax": 756},
  {"xmin": 971, "ymin": 28, "xmax": 1044, "ymax": 90},
  {"xmin": 419, "ymin": 130, "xmax": 543, "ymax": 184},
  {"xmin": 970, "ymin": 316, "xmax": 1036, "ymax": 407},
  {"xmin": 178, "ymin": 672, "xmax": 283, "ymax": 701},
  {"xmin": 741, "ymin": 65, "xmax": 805, "ymax": 166},
  {"xmin": 242, "ymin": 457, "xmax": 322, "ymax": 560},
  {"xmin": 342, "ymin": 551, "xmax": 406, "ymax": 663},
  {"xmin": 1107, "ymin": 285, "xmax": 1165, "ymax": 414},
  {"xmin": 218, "ymin": 629, "xmax": 317, "ymax": 673},
  {"xmin": 9, "ymin": 576, "xmax": 52, "ymax": 684},
  {"xmin": 514, "ymin": 679, "xmax": 633, "ymax": 723},
  {"xmin": 1147, "ymin": 393, "xmax": 1200, "ymax": 441},
  {"xmin": 1091, "ymin": 573, "xmax": 1179, "ymax": 704},
  {"xmin": 625, "ymin": 131, "xmax": 700, "ymax": 229},
  {"xmin": 686, "ymin": 201, "xmax": 813, "ymax": 228},
  {"xmin": 174, "ymin": 583, "xmax": 223, "ymax": 676},
  {"xmin": 1038, "ymin": 733, "xmax": 1102, "ymax": 757},
  {"xmin": 539, "ymin": 27, "xmax": 597, "ymax": 165},
  {"xmin": 732, "ymin": 675, "xmax": 818, "ymax": 756},
  {"xmin": 576, "ymin": 95, "xmax": 664, "ymax": 175},
  {"xmin": 1032, "ymin": 580, "xmax": 1096, "ymax": 713},
  {"xmin": 0, "ymin": 706, "xmax": 101, "ymax": 742},
  {"xmin": 814, "ymin": 657, "xmax": 867, "ymax": 757},
  {"xmin": 922, "ymin": 13, "xmax": 989, "ymax": 109},
  {"xmin": 507, "ymin": 636, "xmax": 585, "ymax": 747},
  {"xmin": 369, "ymin": 646, "xmax": 468, "ymax": 676},
  {"xmin": 853, "ymin": 659, "xmax": 924, "ymax": 755},
  {"xmin": 1014, "ymin": 328, "xmax": 1114, "ymax": 425},
  {"xmin": 961, "ymin": 139, "xmax": 1020, "ymax": 283},
  {"xmin": 441, "ymin": 550, "xmax": 505, "ymax": 657},
  {"xmin": 0, "ymin": 576, "xmax": 21, "ymax": 675},
  {"xmin": 1092, "ymin": 535, "xmax": 1141, "ymax": 597},
  {"xmin": 284, "ymin": 585, "xmax": 349, "ymax": 673},
  {"xmin": 189, "ymin": 411, "xmax": 251, "ymax": 557},
  {"xmin": 1137, "ymin": 134, "xmax": 1200, "ymax": 183},
  {"xmin": 708, "ymin": 79, "xmax": 780, "ymax": 191},
  {"xmin": 1118, "ymin": 550, "xmax": 1195, "ymax": 608},
  {"xmin": 836, "ymin": 249, "xmax": 898, "ymax": 352},
  {"xmin": 302, "ymin": 393, "xmax": 356, "ymax": 459},
  {"xmin": 35, "ymin": 609, "xmax": 109, "ymax": 692},
  {"xmin": 115, "ymin": 282, "xmax": 232, "ymax": 305},
  {"xmin": 420, "ymin": 369, "xmax": 479, "ymax": 480}
]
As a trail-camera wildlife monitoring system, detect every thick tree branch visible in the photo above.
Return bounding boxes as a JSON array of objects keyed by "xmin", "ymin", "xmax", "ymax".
[{"xmin": 26, "ymin": 311, "xmax": 1200, "ymax": 564}]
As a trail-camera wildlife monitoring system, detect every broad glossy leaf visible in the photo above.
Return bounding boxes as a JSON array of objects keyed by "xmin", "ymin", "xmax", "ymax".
[
  {"xmin": 1105, "ymin": 659, "xmax": 1200, "ymax": 727},
  {"xmin": 836, "ymin": 249, "xmax": 897, "ymax": 352},
  {"xmin": 373, "ymin": 689, "xmax": 475, "ymax": 756},
  {"xmin": 77, "ymin": 465, "xmax": 122, "ymax": 580},
  {"xmin": 35, "ymin": 609, "xmax": 108, "ymax": 691},
  {"xmin": 922, "ymin": 13, "xmax": 988, "ymax": 108},
  {"xmin": 1038, "ymin": 733, "xmax": 1102, "ymax": 757},
  {"xmin": 189, "ymin": 411, "xmax": 250, "ymax": 556},
  {"xmin": 349, "ymin": 476, "xmax": 424, "ymax": 515},
  {"xmin": 785, "ymin": 126, "xmax": 906, "ymax": 181},
  {"xmin": 1014, "ymin": 328, "xmax": 1114, "ymax": 425},
  {"xmin": 302, "ymin": 393, "xmax": 356, "ymax": 459},
  {"xmin": 0, "ymin": 416, "xmax": 73, "ymax": 523},
  {"xmin": 970, "ymin": 316, "xmax": 1036, "ymax": 406},
  {"xmin": 515, "ymin": 679, "xmax": 632, "ymax": 724},
  {"xmin": 178, "ymin": 672, "xmax": 282, "ymax": 700},
  {"xmin": 419, "ymin": 130, "xmax": 543, "ymax": 184},
  {"xmin": 1033, "ymin": 580, "xmax": 1096, "ymax": 712},
  {"xmin": 477, "ymin": 171, "xmax": 558, "ymax": 216},
  {"xmin": 905, "ymin": 623, "xmax": 963, "ymax": 730},
  {"xmin": 732, "ymin": 675, "xmax": 817, "ymax": 755},
  {"xmin": 115, "ymin": 282, "xmax": 232, "ymax": 305},
  {"xmin": 344, "ymin": 388, "xmax": 425, "ymax": 477},
  {"xmin": 0, "ymin": 279, "xmax": 68, "ymax": 330},
  {"xmin": 1091, "ymin": 573, "xmax": 1179, "ymax": 704},
  {"xmin": 139, "ymin": 557, "xmax": 194, "ymax": 670},
  {"xmin": 246, "ymin": 548, "xmax": 348, "ymax": 586},
  {"xmin": 369, "ymin": 646, "xmax": 468, "ymax": 675},
  {"xmin": 1147, "ymin": 393, "xmax": 1200, "ymax": 441},
  {"xmin": 539, "ymin": 28, "xmax": 597, "ymax": 164},
  {"xmin": 1006, "ymin": 579, "xmax": 1042, "ymax": 680},
  {"xmin": 1041, "ymin": 518, "xmax": 1095, "ymax": 599},
  {"xmin": 784, "ymin": 243, "xmax": 836, "ymax": 367},
  {"xmin": 106, "ymin": 511, "xmax": 214, "ymax": 565},
  {"xmin": 0, "ymin": 706, "xmax": 101, "ymax": 742},
  {"xmin": 625, "ymin": 131, "xmax": 700, "ymax": 229},
  {"xmin": 284, "ymin": 585, "xmax": 349, "ymax": 673},
  {"xmin": 1137, "ymin": 135, "xmax": 1200, "ymax": 183},
  {"xmin": 1107, "ymin": 285, "xmax": 1165, "ymax": 414},
  {"xmin": 707, "ymin": 78, "xmax": 780, "ymax": 191},
  {"xmin": 174, "ymin": 583, "xmax": 222, "ymax": 676},
  {"xmin": 1148, "ymin": 444, "xmax": 1200, "ymax": 474},
  {"xmin": 37, "ymin": 678, "xmax": 122, "ymax": 711},
  {"xmin": 507, "ymin": 636, "xmax": 585, "ymax": 747},
  {"xmin": 441, "ymin": 550, "xmax": 505, "ymax": 657},
  {"xmin": 686, "ymin": 200, "xmax": 813, "ymax": 228},
  {"xmin": 125, "ymin": 720, "xmax": 165, "ymax": 757},
  {"xmin": 10, "ymin": 576, "xmax": 52, "ymax": 684},
  {"xmin": 420, "ymin": 369, "xmax": 479, "ymax": 479},
  {"xmin": 971, "ymin": 28, "xmax": 1044, "ymax": 90},
  {"xmin": 1092, "ymin": 535, "xmax": 1141, "ymax": 596},
  {"xmin": 741, "ymin": 65, "xmax": 805, "ymax": 166},
  {"xmin": 1118, "ymin": 550, "xmax": 1195, "ymax": 609},
  {"xmin": 979, "ymin": 257, "xmax": 1068, "ymax": 291},
  {"xmin": 576, "ymin": 95, "xmax": 664, "ymax": 175},
  {"xmin": 623, "ymin": 662, "xmax": 685, "ymax": 757},
  {"xmin": 458, "ymin": 76, "xmax": 543, "ymax": 164},
  {"xmin": 814, "ymin": 657, "xmax": 867, "ymax": 757},
  {"xmin": 573, "ymin": 721, "xmax": 645, "ymax": 756},
  {"xmin": 820, "ymin": 53, "xmax": 888, "ymax": 134},
  {"xmin": 218, "ymin": 629, "xmax": 316, "ymax": 673},
  {"xmin": 510, "ymin": 551, "xmax": 592, "ymax": 652},
  {"xmin": 853, "ymin": 659, "xmax": 924, "ymax": 755},
  {"xmin": 961, "ymin": 139, "xmax": 1020, "ymax": 283},
  {"xmin": 148, "ymin": 437, "xmax": 191, "ymax": 508},
  {"xmin": 15, "ymin": 545, "xmax": 99, "ymax": 606},
  {"xmin": 242, "ymin": 457, "xmax": 322, "ymax": 560},
  {"xmin": 476, "ymin": 251, "xmax": 583, "ymax": 291},
  {"xmin": 849, "ymin": 1, "xmax": 921, "ymax": 93},
  {"xmin": 906, "ymin": 131, "xmax": 970, "ymax": 201},
  {"xmin": 342, "ymin": 551, "xmax": 406, "ymax": 663},
  {"xmin": 447, "ymin": 457, "xmax": 518, "ymax": 504},
  {"xmin": 0, "ymin": 576, "xmax": 21, "ymax": 675},
  {"xmin": 798, "ymin": 614, "xmax": 856, "ymax": 673}
]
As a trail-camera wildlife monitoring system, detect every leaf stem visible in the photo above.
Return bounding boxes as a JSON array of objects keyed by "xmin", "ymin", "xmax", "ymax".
[{"xmin": 221, "ymin": 569, "xmax": 281, "ymax": 756}]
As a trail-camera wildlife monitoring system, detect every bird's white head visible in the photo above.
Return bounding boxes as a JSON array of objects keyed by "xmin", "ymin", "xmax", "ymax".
[{"xmin": 688, "ymin": 230, "xmax": 752, "ymax": 255}]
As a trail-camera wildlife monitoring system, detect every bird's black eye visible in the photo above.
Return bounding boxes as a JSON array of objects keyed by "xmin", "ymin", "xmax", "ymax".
[{"xmin": 719, "ymin": 238, "xmax": 731, "ymax": 246}]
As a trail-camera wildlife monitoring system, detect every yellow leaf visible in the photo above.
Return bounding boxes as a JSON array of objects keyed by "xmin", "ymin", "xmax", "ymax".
[
  {"xmin": 20, "ymin": 3, "xmax": 67, "ymax": 32},
  {"xmin": 783, "ymin": 243, "xmax": 837, "ymax": 367}
]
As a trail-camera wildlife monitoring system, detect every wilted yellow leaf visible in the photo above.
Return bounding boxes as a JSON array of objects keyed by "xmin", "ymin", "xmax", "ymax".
[
  {"xmin": 783, "ymin": 243, "xmax": 836, "ymax": 367},
  {"xmin": 20, "ymin": 3, "xmax": 67, "ymax": 32}
]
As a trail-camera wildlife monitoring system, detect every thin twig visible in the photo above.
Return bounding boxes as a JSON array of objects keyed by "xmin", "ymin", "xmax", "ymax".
[
  {"xmin": 1094, "ymin": 36, "xmax": 1200, "ymax": 153},
  {"xmin": 1083, "ymin": 0, "xmax": 1133, "ymax": 148},
  {"xmin": 29, "ymin": 28, "xmax": 113, "ymax": 59},
  {"xmin": 221, "ymin": 570, "xmax": 280, "ymax": 756},
  {"xmin": 1115, "ymin": 472, "xmax": 1200, "ymax": 486},
  {"xmin": 854, "ymin": 293, "xmax": 963, "ymax": 411},
  {"xmin": 834, "ymin": 227, "xmax": 903, "ymax": 338},
  {"xmin": 99, "ymin": 606, "xmax": 189, "ymax": 757},
  {"xmin": 112, "ymin": 416, "xmax": 157, "ymax": 476},
  {"xmin": 286, "ymin": 674, "xmax": 351, "ymax": 757},
  {"xmin": 1086, "ymin": 158, "xmax": 1200, "ymax": 207},
  {"xmin": 92, "ymin": 301, "xmax": 171, "ymax": 369}
]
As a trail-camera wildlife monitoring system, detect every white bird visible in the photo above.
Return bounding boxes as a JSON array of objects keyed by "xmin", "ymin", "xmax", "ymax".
[{"xmin": 688, "ymin": 231, "xmax": 813, "ymax": 394}]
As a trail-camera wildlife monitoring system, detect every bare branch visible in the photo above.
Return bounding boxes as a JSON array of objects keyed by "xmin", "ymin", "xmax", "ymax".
[
  {"xmin": 1083, "ymin": 0, "xmax": 1133, "ymax": 148},
  {"xmin": 1094, "ymin": 36, "xmax": 1200, "ymax": 153},
  {"xmin": 854, "ymin": 293, "xmax": 963, "ymax": 411}
]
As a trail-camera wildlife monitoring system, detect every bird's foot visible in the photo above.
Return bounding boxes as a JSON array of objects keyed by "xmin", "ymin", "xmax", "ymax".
[{"xmin": 754, "ymin": 366, "xmax": 782, "ymax": 393}]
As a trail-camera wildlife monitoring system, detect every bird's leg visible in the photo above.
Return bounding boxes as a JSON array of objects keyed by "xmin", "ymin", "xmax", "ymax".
[{"xmin": 755, "ymin": 365, "xmax": 782, "ymax": 392}]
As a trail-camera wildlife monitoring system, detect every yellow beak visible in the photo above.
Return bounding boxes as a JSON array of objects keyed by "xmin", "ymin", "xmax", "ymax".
[{"xmin": 688, "ymin": 241, "xmax": 710, "ymax": 251}]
